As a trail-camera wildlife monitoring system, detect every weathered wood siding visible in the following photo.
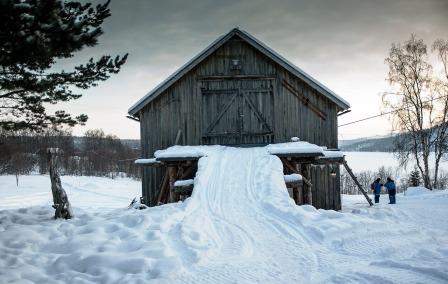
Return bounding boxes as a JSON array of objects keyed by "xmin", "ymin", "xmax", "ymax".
[{"xmin": 139, "ymin": 35, "xmax": 341, "ymax": 210}]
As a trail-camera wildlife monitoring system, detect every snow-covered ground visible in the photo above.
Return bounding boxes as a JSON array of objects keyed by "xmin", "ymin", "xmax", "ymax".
[
  {"xmin": 344, "ymin": 151, "xmax": 448, "ymax": 174},
  {"xmin": 0, "ymin": 147, "xmax": 447, "ymax": 283},
  {"xmin": 0, "ymin": 175, "xmax": 140, "ymax": 210}
]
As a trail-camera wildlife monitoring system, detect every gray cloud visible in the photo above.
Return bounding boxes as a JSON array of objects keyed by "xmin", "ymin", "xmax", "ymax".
[{"xmin": 65, "ymin": 0, "xmax": 448, "ymax": 139}]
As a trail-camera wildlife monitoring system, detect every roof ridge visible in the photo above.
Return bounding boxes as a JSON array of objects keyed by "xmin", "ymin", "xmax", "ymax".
[{"xmin": 128, "ymin": 28, "xmax": 349, "ymax": 116}]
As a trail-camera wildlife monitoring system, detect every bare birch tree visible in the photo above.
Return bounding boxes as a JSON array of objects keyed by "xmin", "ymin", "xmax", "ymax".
[
  {"xmin": 384, "ymin": 35, "xmax": 448, "ymax": 189},
  {"xmin": 431, "ymin": 39, "xmax": 448, "ymax": 189}
]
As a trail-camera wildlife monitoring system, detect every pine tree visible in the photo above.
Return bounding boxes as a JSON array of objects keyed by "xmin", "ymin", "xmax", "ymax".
[
  {"xmin": 0, "ymin": 0, "xmax": 128, "ymax": 131},
  {"xmin": 409, "ymin": 167, "xmax": 421, "ymax": 187}
]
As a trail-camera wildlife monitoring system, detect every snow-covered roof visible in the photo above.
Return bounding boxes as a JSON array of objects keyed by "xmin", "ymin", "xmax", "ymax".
[
  {"xmin": 266, "ymin": 141, "xmax": 325, "ymax": 156},
  {"xmin": 284, "ymin": 174, "xmax": 303, "ymax": 183},
  {"xmin": 149, "ymin": 143, "xmax": 344, "ymax": 163},
  {"xmin": 134, "ymin": 158, "xmax": 160, "ymax": 165},
  {"xmin": 128, "ymin": 28, "xmax": 350, "ymax": 116},
  {"xmin": 174, "ymin": 179, "xmax": 194, "ymax": 187}
]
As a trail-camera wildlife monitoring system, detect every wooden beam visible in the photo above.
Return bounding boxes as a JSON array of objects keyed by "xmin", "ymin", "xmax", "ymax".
[
  {"xmin": 292, "ymin": 187, "xmax": 299, "ymax": 205},
  {"xmin": 314, "ymin": 157, "xmax": 344, "ymax": 165},
  {"xmin": 174, "ymin": 129, "xmax": 182, "ymax": 145},
  {"xmin": 281, "ymin": 158, "xmax": 312, "ymax": 187},
  {"xmin": 295, "ymin": 163, "xmax": 304, "ymax": 205},
  {"xmin": 301, "ymin": 163, "xmax": 312, "ymax": 205},
  {"xmin": 173, "ymin": 179, "xmax": 194, "ymax": 195},
  {"xmin": 135, "ymin": 158, "xmax": 163, "ymax": 167},
  {"xmin": 285, "ymin": 180, "xmax": 303, "ymax": 188},
  {"xmin": 199, "ymin": 75, "xmax": 276, "ymax": 81},
  {"xmin": 179, "ymin": 163, "xmax": 197, "ymax": 180},
  {"xmin": 174, "ymin": 186, "xmax": 193, "ymax": 195},
  {"xmin": 156, "ymin": 170, "xmax": 169, "ymax": 205},
  {"xmin": 281, "ymin": 157, "xmax": 297, "ymax": 173},
  {"xmin": 282, "ymin": 79, "xmax": 327, "ymax": 120},
  {"xmin": 342, "ymin": 160, "xmax": 373, "ymax": 206},
  {"xmin": 156, "ymin": 156, "xmax": 201, "ymax": 162},
  {"xmin": 167, "ymin": 165, "xmax": 178, "ymax": 203},
  {"xmin": 126, "ymin": 115, "xmax": 140, "ymax": 122},
  {"xmin": 275, "ymin": 152, "xmax": 322, "ymax": 159},
  {"xmin": 204, "ymin": 92, "xmax": 238, "ymax": 134},
  {"xmin": 241, "ymin": 92, "xmax": 273, "ymax": 132}
]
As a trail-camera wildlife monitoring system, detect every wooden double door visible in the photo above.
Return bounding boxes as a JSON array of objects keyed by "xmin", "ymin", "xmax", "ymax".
[{"xmin": 201, "ymin": 79, "xmax": 275, "ymax": 145}]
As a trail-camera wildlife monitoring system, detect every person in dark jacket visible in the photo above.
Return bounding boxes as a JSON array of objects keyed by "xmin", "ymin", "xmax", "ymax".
[
  {"xmin": 384, "ymin": 177, "xmax": 396, "ymax": 204},
  {"xmin": 371, "ymin": 178, "xmax": 383, "ymax": 203}
]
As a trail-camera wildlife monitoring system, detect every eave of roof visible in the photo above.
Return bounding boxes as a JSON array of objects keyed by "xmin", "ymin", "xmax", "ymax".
[{"xmin": 128, "ymin": 28, "xmax": 350, "ymax": 116}]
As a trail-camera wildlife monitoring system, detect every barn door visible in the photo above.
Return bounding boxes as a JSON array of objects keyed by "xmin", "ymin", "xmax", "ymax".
[{"xmin": 201, "ymin": 79, "xmax": 274, "ymax": 145}]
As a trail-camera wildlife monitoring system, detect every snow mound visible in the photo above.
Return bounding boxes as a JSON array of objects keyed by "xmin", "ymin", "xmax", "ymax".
[
  {"xmin": 0, "ymin": 205, "xmax": 185, "ymax": 283},
  {"xmin": 405, "ymin": 186, "xmax": 431, "ymax": 196}
]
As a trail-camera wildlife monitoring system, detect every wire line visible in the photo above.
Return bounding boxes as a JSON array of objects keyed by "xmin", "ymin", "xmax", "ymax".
[{"xmin": 338, "ymin": 94, "xmax": 448, "ymax": 127}]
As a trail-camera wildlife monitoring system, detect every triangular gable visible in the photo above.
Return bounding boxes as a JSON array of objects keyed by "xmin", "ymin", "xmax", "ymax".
[{"xmin": 128, "ymin": 28, "xmax": 350, "ymax": 116}]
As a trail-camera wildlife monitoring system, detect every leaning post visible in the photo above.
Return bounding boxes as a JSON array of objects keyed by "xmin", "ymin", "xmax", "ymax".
[{"xmin": 342, "ymin": 159, "xmax": 373, "ymax": 206}]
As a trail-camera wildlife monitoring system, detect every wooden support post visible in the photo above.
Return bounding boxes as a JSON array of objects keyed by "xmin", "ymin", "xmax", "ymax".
[
  {"xmin": 156, "ymin": 170, "xmax": 169, "ymax": 205},
  {"xmin": 281, "ymin": 157, "xmax": 297, "ymax": 173},
  {"xmin": 301, "ymin": 163, "xmax": 312, "ymax": 205},
  {"xmin": 295, "ymin": 163, "xmax": 303, "ymax": 205},
  {"xmin": 292, "ymin": 187, "xmax": 299, "ymax": 205},
  {"xmin": 342, "ymin": 160, "xmax": 373, "ymax": 206},
  {"xmin": 167, "ymin": 165, "xmax": 178, "ymax": 203},
  {"xmin": 281, "ymin": 158, "xmax": 311, "ymax": 206}
]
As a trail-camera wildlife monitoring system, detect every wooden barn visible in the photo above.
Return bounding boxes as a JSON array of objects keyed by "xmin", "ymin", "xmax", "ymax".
[{"xmin": 128, "ymin": 28, "xmax": 351, "ymax": 210}]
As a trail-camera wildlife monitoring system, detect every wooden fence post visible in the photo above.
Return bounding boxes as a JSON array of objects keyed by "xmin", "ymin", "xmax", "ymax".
[
  {"xmin": 167, "ymin": 165, "xmax": 178, "ymax": 203},
  {"xmin": 301, "ymin": 163, "xmax": 312, "ymax": 205}
]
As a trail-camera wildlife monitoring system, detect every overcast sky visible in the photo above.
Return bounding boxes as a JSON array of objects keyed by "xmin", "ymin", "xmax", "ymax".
[{"xmin": 60, "ymin": 0, "xmax": 448, "ymax": 140}]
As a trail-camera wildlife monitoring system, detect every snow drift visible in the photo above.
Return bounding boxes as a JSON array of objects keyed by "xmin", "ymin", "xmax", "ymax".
[{"xmin": 1, "ymin": 146, "xmax": 448, "ymax": 283}]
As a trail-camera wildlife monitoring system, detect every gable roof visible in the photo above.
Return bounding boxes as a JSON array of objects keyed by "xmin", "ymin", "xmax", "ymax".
[{"xmin": 128, "ymin": 28, "xmax": 350, "ymax": 116}]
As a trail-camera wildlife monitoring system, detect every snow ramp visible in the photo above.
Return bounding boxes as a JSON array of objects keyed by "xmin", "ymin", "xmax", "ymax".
[{"xmin": 159, "ymin": 146, "xmax": 320, "ymax": 283}]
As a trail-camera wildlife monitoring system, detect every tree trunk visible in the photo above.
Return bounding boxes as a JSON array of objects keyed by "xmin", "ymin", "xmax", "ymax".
[
  {"xmin": 48, "ymin": 149, "xmax": 73, "ymax": 219},
  {"xmin": 433, "ymin": 157, "xmax": 440, "ymax": 190},
  {"xmin": 423, "ymin": 152, "xmax": 431, "ymax": 190}
]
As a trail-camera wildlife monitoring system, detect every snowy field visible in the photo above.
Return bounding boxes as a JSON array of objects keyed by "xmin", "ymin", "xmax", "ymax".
[
  {"xmin": 0, "ymin": 175, "xmax": 141, "ymax": 210},
  {"xmin": 344, "ymin": 151, "xmax": 448, "ymax": 174},
  {"xmin": 0, "ymin": 147, "xmax": 447, "ymax": 283}
]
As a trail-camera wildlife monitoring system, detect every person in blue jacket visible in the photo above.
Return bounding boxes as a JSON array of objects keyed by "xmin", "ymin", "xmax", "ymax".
[
  {"xmin": 384, "ymin": 177, "xmax": 396, "ymax": 204},
  {"xmin": 370, "ymin": 178, "xmax": 383, "ymax": 203}
]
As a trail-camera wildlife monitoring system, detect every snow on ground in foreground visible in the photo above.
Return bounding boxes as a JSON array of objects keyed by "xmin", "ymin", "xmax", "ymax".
[
  {"xmin": 0, "ymin": 147, "xmax": 448, "ymax": 283},
  {"xmin": 0, "ymin": 175, "xmax": 140, "ymax": 210}
]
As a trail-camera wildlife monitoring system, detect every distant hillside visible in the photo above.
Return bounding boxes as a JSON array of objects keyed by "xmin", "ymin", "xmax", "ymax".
[
  {"xmin": 120, "ymin": 139, "xmax": 141, "ymax": 150},
  {"xmin": 339, "ymin": 136, "xmax": 395, "ymax": 152},
  {"xmin": 72, "ymin": 137, "xmax": 141, "ymax": 151}
]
